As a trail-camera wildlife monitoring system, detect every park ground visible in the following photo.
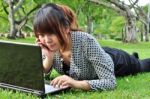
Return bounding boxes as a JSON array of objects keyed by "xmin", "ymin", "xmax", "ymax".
[{"xmin": 0, "ymin": 37, "xmax": 150, "ymax": 99}]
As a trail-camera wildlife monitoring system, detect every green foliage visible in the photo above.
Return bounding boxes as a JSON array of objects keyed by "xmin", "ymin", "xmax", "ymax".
[
  {"xmin": 93, "ymin": 8, "xmax": 118, "ymax": 36},
  {"xmin": 0, "ymin": 0, "xmax": 149, "ymax": 41},
  {"xmin": 0, "ymin": 1, "xmax": 9, "ymax": 32},
  {"xmin": 108, "ymin": 16, "xmax": 125, "ymax": 39},
  {"xmin": 143, "ymin": 4, "xmax": 148, "ymax": 13},
  {"xmin": 33, "ymin": 0, "xmax": 52, "ymax": 4},
  {"xmin": 109, "ymin": 16, "xmax": 125, "ymax": 33},
  {"xmin": 0, "ymin": 0, "xmax": 39, "ymax": 33},
  {"xmin": 0, "ymin": 18, "xmax": 9, "ymax": 33},
  {"xmin": 77, "ymin": 11, "xmax": 87, "ymax": 30},
  {"xmin": 94, "ymin": 16, "xmax": 112, "ymax": 35}
]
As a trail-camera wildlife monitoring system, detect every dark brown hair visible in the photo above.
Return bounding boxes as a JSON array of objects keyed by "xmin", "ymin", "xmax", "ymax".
[
  {"xmin": 59, "ymin": 4, "xmax": 78, "ymax": 29},
  {"xmin": 59, "ymin": 4, "xmax": 81, "ymax": 31},
  {"xmin": 33, "ymin": 3, "xmax": 71, "ymax": 51}
]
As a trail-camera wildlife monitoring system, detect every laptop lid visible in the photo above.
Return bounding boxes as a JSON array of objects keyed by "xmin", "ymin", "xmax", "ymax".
[{"xmin": 0, "ymin": 40, "xmax": 45, "ymax": 94}]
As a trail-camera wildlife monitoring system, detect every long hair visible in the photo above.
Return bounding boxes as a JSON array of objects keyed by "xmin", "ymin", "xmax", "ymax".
[
  {"xmin": 58, "ymin": 4, "xmax": 82, "ymax": 31},
  {"xmin": 33, "ymin": 3, "xmax": 71, "ymax": 51}
]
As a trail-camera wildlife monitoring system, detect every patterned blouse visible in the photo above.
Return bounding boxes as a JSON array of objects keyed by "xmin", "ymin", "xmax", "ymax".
[{"xmin": 51, "ymin": 31, "xmax": 116, "ymax": 90}]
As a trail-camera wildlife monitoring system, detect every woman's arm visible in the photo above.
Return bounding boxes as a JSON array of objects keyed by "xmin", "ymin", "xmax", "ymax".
[
  {"xmin": 84, "ymin": 34, "xmax": 116, "ymax": 90},
  {"xmin": 50, "ymin": 75, "xmax": 91, "ymax": 90},
  {"xmin": 43, "ymin": 55, "xmax": 54, "ymax": 73},
  {"xmin": 73, "ymin": 80, "xmax": 91, "ymax": 90},
  {"xmin": 36, "ymin": 38, "xmax": 55, "ymax": 73}
]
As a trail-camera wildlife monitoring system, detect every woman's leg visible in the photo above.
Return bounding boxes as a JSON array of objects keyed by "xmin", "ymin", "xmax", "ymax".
[
  {"xmin": 139, "ymin": 58, "xmax": 150, "ymax": 72},
  {"xmin": 103, "ymin": 47, "xmax": 141, "ymax": 76}
]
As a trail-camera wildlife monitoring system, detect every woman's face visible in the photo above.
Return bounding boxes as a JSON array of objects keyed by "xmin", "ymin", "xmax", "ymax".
[{"xmin": 38, "ymin": 33, "xmax": 61, "ymax": 52}]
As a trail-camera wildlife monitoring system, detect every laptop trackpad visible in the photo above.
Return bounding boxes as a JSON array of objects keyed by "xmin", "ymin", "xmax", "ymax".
[{"xmin": 45, "ymin": 84, "xmax": 68, "ymax": 94}]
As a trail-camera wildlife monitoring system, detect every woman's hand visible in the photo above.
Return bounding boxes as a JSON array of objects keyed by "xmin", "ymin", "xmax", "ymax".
[
  {"xmin": 35, "ymin": 38, "xmax": 55, "ymax": 73},
  {"xmin": 50, "ymin": 75, "xmax": 75, "ymax": 88},
  {"xmin": 50, "ymin": 75, "xmax": 91, "ymax": 90},
  {"xmin": 36, "ymin": 38, "xmax": 55, "ymax": 58}
]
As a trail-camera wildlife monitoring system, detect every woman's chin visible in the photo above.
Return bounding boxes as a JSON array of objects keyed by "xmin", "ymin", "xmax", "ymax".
[{"xmin": 49, "ymin": 48, "xmax": 58, "ymax": 52}]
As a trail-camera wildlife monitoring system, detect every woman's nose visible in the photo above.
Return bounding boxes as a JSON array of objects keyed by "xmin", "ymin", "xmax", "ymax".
[{"xmin": 44, "ymin": 35, "xmax": 52, "ymax": 43}]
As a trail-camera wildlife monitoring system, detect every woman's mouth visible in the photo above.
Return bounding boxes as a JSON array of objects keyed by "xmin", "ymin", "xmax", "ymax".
[{"xmin": 49, "ymin": 44, "xmax": 57, "ymax": 50}]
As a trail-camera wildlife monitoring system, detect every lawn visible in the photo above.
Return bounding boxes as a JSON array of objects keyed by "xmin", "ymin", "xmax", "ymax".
[{"xmin": 0, "ymin": 37, "xmax": 150, "ymax": 99}]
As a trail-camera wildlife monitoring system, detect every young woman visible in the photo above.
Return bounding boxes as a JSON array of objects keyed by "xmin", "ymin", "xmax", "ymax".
[
  {"xmin": 33, "ymin": 3, "xmax": 150, "ymax": 91},
  {"xmin": 58, "ymin": 4, "xmax": 150, "ymax": 77}
]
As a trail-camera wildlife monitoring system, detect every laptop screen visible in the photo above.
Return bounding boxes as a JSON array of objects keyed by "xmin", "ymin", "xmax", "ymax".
[{"xmin": 0, "ymin": 41, "xmax": 45, "ymax": 92}]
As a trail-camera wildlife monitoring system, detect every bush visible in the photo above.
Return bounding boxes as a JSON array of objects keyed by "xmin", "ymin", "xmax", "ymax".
[{"xmin": 114, "ymin": 37, "xmax": 122, "ymax": 41}]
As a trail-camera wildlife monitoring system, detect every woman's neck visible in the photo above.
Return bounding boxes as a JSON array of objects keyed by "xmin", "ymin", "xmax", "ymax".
[{"xmin": 59, "ymin": 49, "xmax": 71, "ymax": 66}]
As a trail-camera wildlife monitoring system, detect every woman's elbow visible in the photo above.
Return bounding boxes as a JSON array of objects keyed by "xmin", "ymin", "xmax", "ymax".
[{"xmin": 109, "ymin": 79, "xmax": 117, "ymax": 90}]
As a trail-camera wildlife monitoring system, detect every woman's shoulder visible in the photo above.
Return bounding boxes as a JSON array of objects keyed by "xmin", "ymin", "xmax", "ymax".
[{"xmin": 71, "ymin": 31, "xmax": 94, "ymax": 41}]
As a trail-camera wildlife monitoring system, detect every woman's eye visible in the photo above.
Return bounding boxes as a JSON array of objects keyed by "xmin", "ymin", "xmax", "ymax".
[{"xmin": 39, "ymin": 34, "xmax": 44, "ymax": 37}]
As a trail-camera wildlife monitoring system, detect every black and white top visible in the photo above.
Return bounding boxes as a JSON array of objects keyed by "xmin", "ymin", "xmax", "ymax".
[{"xmin": 51, "ymin": 31, "xmax": 116, "ymax": 90}]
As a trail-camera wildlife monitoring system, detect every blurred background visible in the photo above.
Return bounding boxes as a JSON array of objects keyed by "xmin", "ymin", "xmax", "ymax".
[{"xmin": 0, "ymin": 0, "xmax": 150, "ymax": 43}]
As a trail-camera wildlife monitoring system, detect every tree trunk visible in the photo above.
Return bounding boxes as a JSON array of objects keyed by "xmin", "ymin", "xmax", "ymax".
[
  {"xmin": 146, "ymin": 2, "xmax": 150, "ymax": 42},
  {"xmin": 87, "ymin": 16, "xmax": 93, "ymax": 34},
  {"xmin": 123, "ymin": 17, "xmax": 137, "ymax": 43},
  {"xmin": 7, "ymin": 0, "xmax": 17, "ymax": 39},
  {"xmin": 145, "ymin": 23, "xmax": 149, "ymax": 42},
  {"xmin": 6, "ymin": 0, "xmax": 36, "ymax": 39},
  {"xmin": 140, "ymin": 24, "xmax": 144, "ymax": 42}
]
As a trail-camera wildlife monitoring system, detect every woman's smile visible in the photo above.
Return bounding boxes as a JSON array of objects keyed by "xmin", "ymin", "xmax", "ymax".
[{"xmin": 47, "ymin": 43, "xmax": 58, "ymax": 51}]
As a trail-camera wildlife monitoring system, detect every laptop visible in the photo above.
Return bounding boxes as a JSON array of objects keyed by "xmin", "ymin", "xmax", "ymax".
[{"xmin": 0, "ymin": 40, "xmax": 69, "ymax": 97}]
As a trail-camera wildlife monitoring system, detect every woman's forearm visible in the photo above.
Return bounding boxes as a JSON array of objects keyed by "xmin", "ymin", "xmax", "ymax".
[
  {"xmin": 75, "ymin": 80, "xmax": 91, "ymax": 91},
  {"xmin": 43, "ymin": 57, "xmax": 53, "ymax": 73}
]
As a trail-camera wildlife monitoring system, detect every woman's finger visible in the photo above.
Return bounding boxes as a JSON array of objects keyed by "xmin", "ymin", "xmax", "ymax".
[
  {"xmin": 57, "ymin": 79, "xmax": 65, "ymax": 88},
  {"xmin": 50, "ymin": 77, "xmax": 60, "ymax": 87},
  {"xmin": 61, "ymin": 81, "xmax": 70, "ymax": 87}
]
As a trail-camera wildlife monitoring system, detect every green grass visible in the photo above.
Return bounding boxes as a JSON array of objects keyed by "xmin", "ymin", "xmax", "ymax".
[
  {"xmin": 99, "ymin": 40, "xmax": 150, "ymax": 59},
  {"xmin": 0, "ymin": 37, "xmax": 35, "ymax": 44},
  {"xmin": 0, "ymin": 38, "xmax": 150, "ymax": 99}
]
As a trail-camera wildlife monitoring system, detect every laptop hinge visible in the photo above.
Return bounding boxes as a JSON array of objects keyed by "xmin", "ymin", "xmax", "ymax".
[{"xmin": 0, "ymin": 83, "xmax": 44, "ymax": 95}]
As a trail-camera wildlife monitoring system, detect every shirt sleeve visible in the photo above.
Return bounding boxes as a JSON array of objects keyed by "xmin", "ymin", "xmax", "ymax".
[{"xmin": 84, "ymin": 34, "xmax": 116, "ymax": 90}]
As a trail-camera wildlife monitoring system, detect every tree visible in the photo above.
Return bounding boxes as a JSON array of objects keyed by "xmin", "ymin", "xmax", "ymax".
[
  {"xmin": 77, "ymin": 1, "xmax": 94, "ymax": 34},
  {"xmin": 130, "ymin": 2, "xmax": 149, "ymax": 42},
  {"xmin": 90, "ymin": 0, "xmax": 139, "ymax": 43},
  {"xmin": 2, "ymin": 0, "xmax": 40, "ymax": 39},
  {"xmin": 109, "ymin": 16, "xmax": 125, "ymax": 39}
]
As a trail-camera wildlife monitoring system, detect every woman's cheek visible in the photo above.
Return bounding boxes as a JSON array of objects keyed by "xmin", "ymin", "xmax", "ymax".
[{"xmin": 40, "ymin": 39, "xmax": 46, "ymax": 44}]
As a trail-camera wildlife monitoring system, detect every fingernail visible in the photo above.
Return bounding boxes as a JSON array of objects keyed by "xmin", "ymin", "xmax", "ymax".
[
  {"xmin": 55, "ymin": 85, "xmax": 59, "ymax": 88},
  {"xmin": 60, "ymin": 85, "xmax": 62, "ymax": 88}
]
